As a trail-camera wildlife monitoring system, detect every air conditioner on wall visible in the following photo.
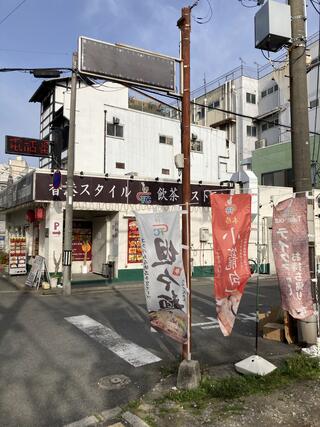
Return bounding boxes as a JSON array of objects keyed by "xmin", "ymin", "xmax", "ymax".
[
  {"xmin": 191, "ymin": 133, "xmax": 198, "ymax": 140},
  {"xmin": 113, "ymin": 117, "xmax": 120, "ymax": 124},
  {"xmin": 255, "ymin": 139, "xmax": 266, "ymax": 150}
]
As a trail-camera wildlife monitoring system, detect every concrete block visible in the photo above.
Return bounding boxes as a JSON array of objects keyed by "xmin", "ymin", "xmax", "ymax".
[{"xmin": 177, "ymin": 359, "xmax": 201, "ymax": 390}]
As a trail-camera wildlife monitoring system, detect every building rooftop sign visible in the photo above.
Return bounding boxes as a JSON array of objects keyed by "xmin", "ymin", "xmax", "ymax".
[{"xmin": 78, "ymin": 36, "xmax": 176, "ymax": 93}]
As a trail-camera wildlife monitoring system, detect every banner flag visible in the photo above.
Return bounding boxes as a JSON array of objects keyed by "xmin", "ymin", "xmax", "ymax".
[
  {"xmin": 135, "ymin": 211, "xmax": 188, "ymax": 343},
  {"xmin": 210, "ymin": 194, "xmax": 252, "ymax": 336},
  {"xmin": 272, "ymin": 197, "xmax": 314, "ymax": 319}
]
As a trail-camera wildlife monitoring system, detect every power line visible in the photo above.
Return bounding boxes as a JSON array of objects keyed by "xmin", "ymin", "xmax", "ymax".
[{"xmin": 0, "ymin": 0, "xmax": 27, "ymax": 26}]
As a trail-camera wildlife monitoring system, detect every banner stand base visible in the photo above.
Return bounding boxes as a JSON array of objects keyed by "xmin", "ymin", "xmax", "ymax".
[{"xmin": 234, "ymin": 355, "xmax": 277, "ymax": 376}]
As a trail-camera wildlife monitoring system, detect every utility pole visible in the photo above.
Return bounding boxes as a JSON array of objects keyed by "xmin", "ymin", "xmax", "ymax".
[
  {"xmin": 289, "ymin": 0, "xmax": 312, "ymax": 192},
  {"xmin": 62, "ymin": 52, "xmax": 78, "ymax": 295},
  {"xmin": 178, "ymin": 6, "xmax": 192, "ymax": 360}
]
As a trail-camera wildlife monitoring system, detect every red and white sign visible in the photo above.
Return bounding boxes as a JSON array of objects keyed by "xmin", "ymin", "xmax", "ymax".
[
  {"xmin": 210, "ymin": 194, "xmax": 252, "ymax": 336},
  {"xmin": 51, "ymin": 221, "xmax": 61, "ymax": 237},
  {"xmin": 272, "ymin": 197, "xmax": 314, "ymax": 319}
]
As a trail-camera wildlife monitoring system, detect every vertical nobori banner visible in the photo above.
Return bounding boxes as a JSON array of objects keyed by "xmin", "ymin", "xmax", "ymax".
[
  {"xmin": 135, "ymin": 211, "xmax": 188, "ymax": 343},
  {"xmin": 272, "ymin": 197, "xmax": 314, "ymax": 319},
  {"xmin": 210, "ymin": 194, "xmax": 252, "ymax": 336}
]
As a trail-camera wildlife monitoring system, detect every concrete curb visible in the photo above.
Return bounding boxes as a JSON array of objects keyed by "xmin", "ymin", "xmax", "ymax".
[
  {"xmin": 64, "ymin": 406, "xmax": 121, "ymax": 427},
  {"xmin": 122, "ymin": 411, "xmax": 150, "ymax": 427}
]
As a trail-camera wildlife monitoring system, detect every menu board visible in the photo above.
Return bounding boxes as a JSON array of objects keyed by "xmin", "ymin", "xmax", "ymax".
[
  {"xmin": 72, "ymin": 221, "xmax": 92, "ymax": 262},
  {"xmin": 128, "ymin": 219, "xmax": 142, "ymax": 263},
  {"xmin": 9, "ymin": 236, "xmax": 27, "ymax": 275}
]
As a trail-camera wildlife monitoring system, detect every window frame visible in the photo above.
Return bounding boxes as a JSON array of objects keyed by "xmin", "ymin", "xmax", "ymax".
[{"xmin": 107, "ymin": 122, "xmax": 124, "ymax": 138}]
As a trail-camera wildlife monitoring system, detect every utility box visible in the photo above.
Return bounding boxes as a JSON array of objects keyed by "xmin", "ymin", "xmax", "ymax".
[
  {"xmin": 199, "ymin": 227, "xmax": 209, "ymax": 242},
  {"xmin": 255, "ymin": 0, "xmax": 292, "ymax": 52}
]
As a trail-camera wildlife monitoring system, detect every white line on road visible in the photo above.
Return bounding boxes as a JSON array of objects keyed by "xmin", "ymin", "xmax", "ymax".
[
  {"xmin": 65, "ymin": 315, "xmax": 161, "ymax": 368},
  {"xmin": 192, "ymin": 313, "xmax": 256, "ymax": 330}
]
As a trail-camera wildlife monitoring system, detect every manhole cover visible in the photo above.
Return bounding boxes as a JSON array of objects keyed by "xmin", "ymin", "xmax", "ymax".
[{"xmin": 98, "ymin": 374, "xmax": 131, "ymax": 390}]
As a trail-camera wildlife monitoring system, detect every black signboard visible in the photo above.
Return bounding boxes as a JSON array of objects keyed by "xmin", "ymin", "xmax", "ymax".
[
  {"xmin": 5, "ymin": 135, "xmax": 50, "ymax": 158},
  {"xmin": 79, "ymin": 37, "xmax": 175, "ymax": 92},
  {"xmin": 35, "ymin": 173, "xmax": 223, "ymax": 207}
]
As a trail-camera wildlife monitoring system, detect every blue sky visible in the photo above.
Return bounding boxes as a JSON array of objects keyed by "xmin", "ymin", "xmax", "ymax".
[{"xmin": 0, "ymin": 0, "xmax": 318, "ymax": 166}]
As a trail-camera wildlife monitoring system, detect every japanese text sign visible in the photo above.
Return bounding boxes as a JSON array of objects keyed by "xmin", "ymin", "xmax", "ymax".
[
  {"xmin": 5, "ymin": 135, "xmax": 49, "ymax": 157},
  {"xmin": 135, "ymin": 211, "xmax": 188, "ymax": 343},
  {"xmin": 210, "ymin": 194, "xmax": 252, "ymax": 336},
  {"xmin": 272, "ymin": 197, "xmax": 314, "ymax": 319}
]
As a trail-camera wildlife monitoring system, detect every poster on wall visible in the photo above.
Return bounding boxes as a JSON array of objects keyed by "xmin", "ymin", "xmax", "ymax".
[
  {"xmin": 210, "ymin": 194, "xmax": 252, "ymax": 336},
  {"xmin": 272, "ymin": 197, "xmax": 314, "ymax": 319},
  {"xmin": 135, "ymin": 211, "xmax": 188, "ymax": 344},
  {"xmin": 9, "ymin": 236, "xmax": 27, "ymax": 275},
  {"xmin": 72, "ymin": 221, "xmax": 92, "ymax": 262},
  {"xmin": 128, "ymin": 219, "xmax": 143, "ymax": 263}
]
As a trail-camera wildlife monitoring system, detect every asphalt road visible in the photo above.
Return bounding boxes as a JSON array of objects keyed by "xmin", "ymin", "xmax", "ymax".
[{"xmin": 0, "ymin": 277, "xmax": 293, "ymax": 427}]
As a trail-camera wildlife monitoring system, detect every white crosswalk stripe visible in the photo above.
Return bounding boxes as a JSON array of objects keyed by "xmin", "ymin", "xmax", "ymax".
[{"xmin": 65, "ymin": 315, "xmax": 161, "ymax": 368}]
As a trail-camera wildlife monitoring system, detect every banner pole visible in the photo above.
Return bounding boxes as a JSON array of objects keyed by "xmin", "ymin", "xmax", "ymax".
[
  {"xmin": 186, "ymin": 201, "xmax": 191, "ymax": 360},
  {"xmin": 255, "ymin": 187, "xmax": 261, "ymax": 355},
  {"xmin": 313, "ymin": 194, "xmax": 320, "ymax": 352}
]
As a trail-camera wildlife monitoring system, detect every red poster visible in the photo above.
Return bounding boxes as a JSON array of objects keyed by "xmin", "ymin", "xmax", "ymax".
[
  {"xmin": 128, "ymin": 219, "xmax": 143, "ymax": 263},
  {"xmin": 210, "ymin": 194, "xmax": 252, "ymax": 336},
  {"xmin": 272, "ymin": 197, "xmax": 314, "ymax": 319}
]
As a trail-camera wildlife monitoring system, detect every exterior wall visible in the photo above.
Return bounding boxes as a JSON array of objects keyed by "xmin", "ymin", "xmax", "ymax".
[
  {"xmin": 252, "ymin": 139, "xmax": 320, "ymax": 184},
  {"xmin": 72, "ymin": 103, "xmax": 233, "ymax": 182}
]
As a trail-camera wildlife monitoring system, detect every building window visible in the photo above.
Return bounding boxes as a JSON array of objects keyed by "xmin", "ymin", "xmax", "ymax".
[
  {"xmin": 161, "ymin": 168, "xmax": 170, "ymax": 175},
  {"xmin": 197, "ymin": 107, "xmax": 205, "ymax": 120},
  {"xmin": 261, "ymin": 90, "xmax": 267, "ymax": 98},
  {"xmin": 191, "ymin": 139, "xmax": 203, "ymax": 152},
  {"xmin": 159, "ymin": 135, "xmax": 173, "ymax": 145},
  {"xmin": 246, "ymin": 125, "xmax": 257, "ymax": 137},
  {"xmin": 213, "ymin": 100, "xmax": 220, "ymax": 108},
  {"xmin": 246, "ymin": 92, "xmax": 256, "ymax": 104},
  {"xmin": 42, "ymin": 94, "xmax": 51, "ymax": 113},
  {"xmin": 310, "ymin": 99, "xmax": 319, "ymax": 109},
  {"xmin": 267, "ymin": 86, "xmax": 274, "ymax": 95},
  {"xmin": 261, "ymin": 169, "xmax": 293, "ymax": 187},
  {"xmin": 107, "ymin": 123, "xmax": 124, "ymax": 138},
  {"xmin": 274, "ymin": 84, "xmax": 278, "ymax": 91},
  {"xmin": 261, "ymin": 113, "xmax": 279, "ymax": 132},
  {"xmin": 116, "ymin": 162, "xmax": 125, "ymax": 169}
]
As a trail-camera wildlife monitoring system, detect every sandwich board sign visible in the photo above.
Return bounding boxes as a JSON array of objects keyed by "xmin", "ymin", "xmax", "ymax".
[{"xmin": 25, "ymin": 256, "xmax": 50, "ymax": 289}]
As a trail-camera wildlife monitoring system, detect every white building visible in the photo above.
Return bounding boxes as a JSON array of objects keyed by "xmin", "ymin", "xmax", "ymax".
[
  {"xmin": 193, "ymin": 32, "xmax": 320, "ymax": 187},
  {"xmin": 0, "ymin": 78, "xmax": 238, "ymax": 282}
]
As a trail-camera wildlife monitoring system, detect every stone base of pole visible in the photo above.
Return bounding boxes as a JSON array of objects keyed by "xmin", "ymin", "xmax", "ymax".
[
  {"xmin": 177, "ymin": 359, "xmax": 201, "ymax": 390},
  {"xmin": 234, "ymin": 355, "xmax": 276, "ymax": 376}
]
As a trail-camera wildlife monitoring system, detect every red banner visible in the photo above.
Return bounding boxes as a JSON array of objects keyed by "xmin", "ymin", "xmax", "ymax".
[
  {"xmin": 210, "ymin": 194, "xmax": 252, "ymax": 336},
  {"xmin": 272, "ymin": 197, "xmax": 314, "ymax": 319}
]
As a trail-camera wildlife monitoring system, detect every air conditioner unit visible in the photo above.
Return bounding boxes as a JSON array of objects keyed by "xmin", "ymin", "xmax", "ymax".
[
  {"xmin": 191, "ymin": 133, "xmax": 198, "ymax": 140},
  {"xmin": 113, "ymin": 117, "xmax": 120, "ymax": 124},
  {"xmin": 255, "ymin": 139, "xmax": 266, "ymax": 150}
]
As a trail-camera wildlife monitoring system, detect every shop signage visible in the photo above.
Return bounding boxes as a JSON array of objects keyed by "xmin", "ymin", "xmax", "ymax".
[
  {"xmin": 51, "ymin": 221, "xmax": 62, "ymax": 237},
  {"xmin": 272, "ymin": 197, "xmax": 314, "ymax": 319},
  {"xmin": 127, "ymin": 219, "xmax": 142, "ymax": 263},
  {"xmin": 5, "ymin": 135, "xmax": 50, "ymax": 157},
  {"xmin": 135, "ymin": 211, "xmax": 188, "ymax": 344},
  {"xmin": 210, "ymin": 194, "xmax": 252, "ymax": 336},
  {"xmin": 9, "ymin": 235, "xmax": 27, "ymax": 275},
  {"xmin": 25, "ymin": 255, "xmax": 50, "ymax": 288},
  {"xmin": 35, "ymin": 173, "xmax": 222, "ymax": 206}
]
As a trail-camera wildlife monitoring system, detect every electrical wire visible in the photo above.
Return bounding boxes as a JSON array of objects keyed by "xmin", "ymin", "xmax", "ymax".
[
  {"xmin": 0, "ymin": 0, "xmax": 27, "ymax": 26},
  {"xmin": 311, "ymin": 0, "xmax": 320, "ymax": 15},
  {"xmin": 238, "ymin": 0, "xmax": 259, "ymax": 9},
  {"xmin": 194, "ymin": 0, "xmax": 213, "ymax": 24},
  {"xmin": 0, "ymin": 48, "xmax": 70, "ymax": 56},
  {"xmin": 312, "ymin": 9, "xmax": 320, "ymax": 169}
]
